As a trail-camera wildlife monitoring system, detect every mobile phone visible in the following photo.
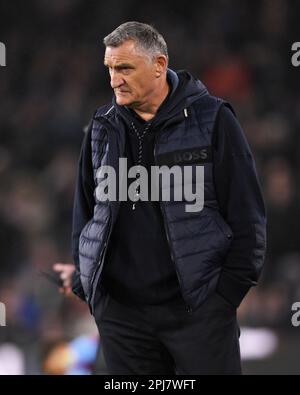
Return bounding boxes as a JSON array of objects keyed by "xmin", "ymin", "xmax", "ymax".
[{"xmin": 38, "ymin": 269, "xmax": 64, "ymax": 288}]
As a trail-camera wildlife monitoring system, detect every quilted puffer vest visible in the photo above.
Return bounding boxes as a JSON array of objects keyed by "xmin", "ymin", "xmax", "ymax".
[{"xmin": 79, "ymin": 95, "xmax": 234, "ymax": 315}]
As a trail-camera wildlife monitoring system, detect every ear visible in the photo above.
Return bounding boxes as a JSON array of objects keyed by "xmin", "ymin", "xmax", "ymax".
[{"xmin": 155, "ymin": 55, "xmax": 168, "ymax": 77}]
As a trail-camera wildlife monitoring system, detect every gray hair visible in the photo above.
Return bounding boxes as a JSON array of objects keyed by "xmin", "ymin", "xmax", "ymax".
[{"xmin": 103, "ymin": 21, "xmax": 168, "ymax": 60}]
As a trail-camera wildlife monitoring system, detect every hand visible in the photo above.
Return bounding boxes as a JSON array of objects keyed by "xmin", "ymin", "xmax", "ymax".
[{"xmin": 53, "ymin": 263, "xmax": 75, "ymax": 296}]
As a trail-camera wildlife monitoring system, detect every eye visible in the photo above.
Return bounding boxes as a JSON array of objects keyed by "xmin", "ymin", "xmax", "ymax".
[{"xmin": 122, "ymin": 67, "xmax": 132, "ymax": 75}]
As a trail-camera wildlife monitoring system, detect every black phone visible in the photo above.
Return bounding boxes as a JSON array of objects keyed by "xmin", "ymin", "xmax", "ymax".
[{"xmin": 38, "ymin": 269, "xmax": 64, "ymax": 288}]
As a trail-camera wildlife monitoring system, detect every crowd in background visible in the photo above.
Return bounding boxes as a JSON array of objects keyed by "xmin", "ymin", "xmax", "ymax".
[{"xmin": 0, "ymin": 0, "xmax": 299, "ymax": 374}]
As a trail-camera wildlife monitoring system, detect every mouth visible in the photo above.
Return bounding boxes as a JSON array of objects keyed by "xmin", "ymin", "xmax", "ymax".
[{"xmin": 115, "ymin": 90, "xmax": 130, "ymax": 95}]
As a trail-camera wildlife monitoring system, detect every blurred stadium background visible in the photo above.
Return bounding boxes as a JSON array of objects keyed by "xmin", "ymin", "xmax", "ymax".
[{"xmin": 0, "ymin": 0, "xmax": 300, "ymax": 374}]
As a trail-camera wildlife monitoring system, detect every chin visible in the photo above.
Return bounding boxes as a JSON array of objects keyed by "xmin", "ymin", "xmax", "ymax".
[{"xmin": 116, "ymin": 96, "xmax": 132, "ymax": 106}]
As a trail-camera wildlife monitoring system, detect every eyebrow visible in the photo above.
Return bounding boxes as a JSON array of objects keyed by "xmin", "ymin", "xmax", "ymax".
[{"xmin": 104, "ymin": 62, "xmax": 135, "ymax": 69}]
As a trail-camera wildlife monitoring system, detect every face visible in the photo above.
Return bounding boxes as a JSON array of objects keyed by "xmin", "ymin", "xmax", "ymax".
[{"xmin": 104, "ymin": 40, "xmax": 165, "ymax": 107}]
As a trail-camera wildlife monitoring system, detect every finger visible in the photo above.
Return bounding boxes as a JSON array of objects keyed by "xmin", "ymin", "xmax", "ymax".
[
  {"xmin": 53, "ymin": 264, "xmax": 65, "ymax": 271},
  {"xmin": 64, "ymin": 264, "xmax": 75, "ymax": 270},
  {"xmin": 60, "ymin": 272, "xmax": 68, "ymax": 280},
  {"xmin": 64, "ymin": 279, "xmax": 71, "ymax": 288},
  {"xmin": 62, "ymin": 279, "xmax": 71, "ymax": 289},
  {"xmin": 65, "ymin": 287, "xmax": 73, "ymax": 296}
]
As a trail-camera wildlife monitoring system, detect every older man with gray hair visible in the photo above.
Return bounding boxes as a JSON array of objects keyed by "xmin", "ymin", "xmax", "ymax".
[{"xmin": 68, "ymin": 21, "xmax": 266, "ymax": 375}]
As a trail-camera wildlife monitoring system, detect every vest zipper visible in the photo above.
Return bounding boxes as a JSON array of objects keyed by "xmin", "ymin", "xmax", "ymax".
[{"xmin": 153, "ymin": 132, "xmax": 193, "ymax": 314}]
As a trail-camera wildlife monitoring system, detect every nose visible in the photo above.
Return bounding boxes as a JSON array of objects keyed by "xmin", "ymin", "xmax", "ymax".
[{"xmin": 110, "ymin": 70, "xmax": 124, "ymax": 89}]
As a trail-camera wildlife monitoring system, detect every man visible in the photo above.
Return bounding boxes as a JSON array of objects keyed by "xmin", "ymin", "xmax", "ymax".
[{"xmin": 68, "ymin": 21, "xmax": 266, "ymax": 375}]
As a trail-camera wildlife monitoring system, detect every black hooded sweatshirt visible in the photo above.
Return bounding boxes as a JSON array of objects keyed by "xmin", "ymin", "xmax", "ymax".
[
  {"xmin": 101, "ymin": 70, "xmax": 185, "ymax": 306},
  {"xmin": 72, "ymin": 69, "xmax": 266, "ymax": 308}
]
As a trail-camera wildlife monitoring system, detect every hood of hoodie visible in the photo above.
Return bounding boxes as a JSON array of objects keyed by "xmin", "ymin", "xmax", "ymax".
[{"xmin": 111, "ymin": 68, "xmax": 209, "ymax": 129}]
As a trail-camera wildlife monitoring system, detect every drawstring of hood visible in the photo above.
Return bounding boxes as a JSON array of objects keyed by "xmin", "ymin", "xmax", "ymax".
[{"xmin": 129, "ymin": 121, "xmax": 152, "ymax": 210}]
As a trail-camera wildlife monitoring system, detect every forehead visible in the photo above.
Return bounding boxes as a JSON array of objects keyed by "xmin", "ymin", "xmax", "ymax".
[{"xmin": 104, "ymin": 40, "xmax": 147, "ymax": 66}]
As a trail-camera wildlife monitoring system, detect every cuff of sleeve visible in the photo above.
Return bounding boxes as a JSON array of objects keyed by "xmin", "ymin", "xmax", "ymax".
[
  {"xmin": 216, "ymin": 270, "xmax": 253, "ymax": 308},
  {"xmin": 71, "ymin": 270, "xmax": 86, "ymax": 302}
]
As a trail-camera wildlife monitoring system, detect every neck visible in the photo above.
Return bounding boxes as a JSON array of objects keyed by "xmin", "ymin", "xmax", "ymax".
[{"xmin": 133, "ymin": 78, "xmax": 170, "ymax": 122}]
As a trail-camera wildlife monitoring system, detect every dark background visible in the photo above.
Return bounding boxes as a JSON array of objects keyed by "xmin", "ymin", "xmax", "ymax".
[{"xmin": 0, "ymin": 0, "xmax": 300, "ymax": 374}]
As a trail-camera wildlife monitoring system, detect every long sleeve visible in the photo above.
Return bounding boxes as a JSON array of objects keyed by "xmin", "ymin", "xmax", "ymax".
[
  {"xmin": 71, "ymin": 123, "xmax": 95, "ymax": 301},
  {"xmin": 213, "ymin": 105, "xmax": 267, "ymax": 307}
]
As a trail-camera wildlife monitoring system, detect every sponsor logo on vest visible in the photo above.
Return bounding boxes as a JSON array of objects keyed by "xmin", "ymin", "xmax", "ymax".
[
  {"xmin": 0, "ymin": 302, "xmax": 6, "ymax": 327},
  {"xmin": 156, "ymin": 146, "xmax": 212, "ymax": 167},
  {"xmin": 174, "ymin": 149, "xmax": 208, "ymax": 164},
  {"xmin": 0, "ymin": 42, "xmax": 6, "ymax": 67}
]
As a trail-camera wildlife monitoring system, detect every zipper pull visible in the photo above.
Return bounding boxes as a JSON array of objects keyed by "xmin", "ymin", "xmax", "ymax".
[{"xmin": 184, "ymin": 108, "xmax": 188, "ymax": 118}]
